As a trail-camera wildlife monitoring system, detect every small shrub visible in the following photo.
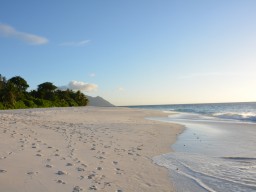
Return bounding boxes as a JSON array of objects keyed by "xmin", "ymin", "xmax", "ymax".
[
  {"xmin": 14, "ymin": 101, "xmax": 27, "ymax": 109},
  {"xmin": 0, "ymin": 102, "xmax": 4, "ymax": 109},
  {"xmin": 23, "ymin": 99, "xmax": 37, "ymax": 108}
]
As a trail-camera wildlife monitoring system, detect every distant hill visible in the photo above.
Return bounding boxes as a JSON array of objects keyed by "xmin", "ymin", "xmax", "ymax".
[{"xmin": 86, "ymin": 96, "xmax": 115, "ymax": 107}]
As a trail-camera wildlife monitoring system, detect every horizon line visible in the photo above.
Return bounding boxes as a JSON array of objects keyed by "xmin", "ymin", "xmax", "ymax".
[{"xmin": 119, "ymin": 101, "xmax": 256, "ymax": 107}]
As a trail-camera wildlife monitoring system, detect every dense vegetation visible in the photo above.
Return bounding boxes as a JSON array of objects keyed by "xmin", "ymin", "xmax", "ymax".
[{"xmin": 0, "ymin": 74, "xmax": 88, "ymax": 109}]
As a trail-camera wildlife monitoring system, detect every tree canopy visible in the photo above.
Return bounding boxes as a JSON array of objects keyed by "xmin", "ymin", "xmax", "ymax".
[
  {"xmin": 8, "ymin": 76, "xmax": 29, "ymax": 92},
  {"xmin": 0, "ymin": 74, "xmax": 88, "ymax": 109},
  {"xmin": 38, "ymin": 82, "xmax": 57, "ymax": 92}
]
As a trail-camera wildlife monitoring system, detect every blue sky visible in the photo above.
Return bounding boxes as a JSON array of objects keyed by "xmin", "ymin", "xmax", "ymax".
[{"xmin": 1, "ymin": 0, "xmax": 256, "ymax": 106}]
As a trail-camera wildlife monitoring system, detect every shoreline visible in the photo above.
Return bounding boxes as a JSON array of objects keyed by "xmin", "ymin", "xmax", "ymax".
[
  {"xmin": 0, "ymin": 106, "xmax": 183, "ymax": 192},
  {"xmin": 151, "ymin": 112, "xmax": 256, "ymax": 192}
]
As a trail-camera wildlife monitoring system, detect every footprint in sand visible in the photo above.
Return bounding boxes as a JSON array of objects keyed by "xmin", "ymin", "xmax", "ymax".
[
  {"xmin": 27, "ymin": 171, "xmax": 38, "ymax": 175},
  {"xmin": 89, "ymin": 185, "xmax": 97, "ymax": 190},
  {"xmin": 77, "ymin": 167, "xmax": 85, "ymax": 172},
  {"xmin": 96, "ymin": 167, "xmax": 103, "ymax": 171},
  {"xmin": 46, "ymin": 164, "xmax": 53, "ymax": 168},
  {"xmin": 56, "ymin": 170, "xmax": 67, "ymax": 175},
  {"xmin": 57, "ymin": 179, "xmax": 66, "ymax": 184},
  {"xmin": 113, "ymin": 161, "xmax": 118, "ymax": 165},
  {"xmin": 88, "ymin": 173, "xmax": 95, "ymax": 179},
  {"xmin": 0, "ymin": 169, "xmax": 7, "ymax": 173},
  {"xmin": 73, "ymin": 186, "xmax": 83, "ymax": 192},
  {"xmin": 103, "ymin": 182, "xmax": 111, "ymax": 187},
  {"xmin": 115, "ymin": 168, "xmax": 124, "ymax": 175},
  {"xmin": 95, "ymin": 156, "xmax": 105, "ymax": 160}
]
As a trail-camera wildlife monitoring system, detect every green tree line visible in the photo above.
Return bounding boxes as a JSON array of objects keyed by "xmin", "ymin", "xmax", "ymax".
[{"xmin": 0, "ymin": 74, "xmax": 88, "ymax": 109}]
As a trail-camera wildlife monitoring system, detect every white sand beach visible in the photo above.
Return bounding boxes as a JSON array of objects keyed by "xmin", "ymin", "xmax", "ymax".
[{"xmin": 0, "ymin": 107, "xmax": 182, "ymax": 192}]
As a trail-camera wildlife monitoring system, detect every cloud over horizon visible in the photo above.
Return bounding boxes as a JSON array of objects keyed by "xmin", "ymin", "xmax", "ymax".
[
  {"xmin": 0, "ymin": 23, "xmax": 48, "ymax": 45},
  {"xmin": 59, "ymin": 81, "xmax": 98, "ymax": 92}
]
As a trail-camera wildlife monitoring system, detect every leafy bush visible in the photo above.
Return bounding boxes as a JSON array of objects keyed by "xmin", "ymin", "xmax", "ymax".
[
  {"xmin": 23, "ymin": 99, "xmax": 37, "ymax": 108},
  {"xmin": 33, "ymin": 99, "xmax": 54, "ymax": 108},
  {"xmin": 0, "ymin": 102, "xmax": 4, "ymax": 109},
  {"xmin": 53, "ymin": 100, "xmax": 69, "ymax": 107},
  {"xmin": 14, "ymin": 101, "xmax": 27, "ymax": 109},
  {"xmin": 0, "ymin": 74, "xmax": 89, "ymax": 110}
]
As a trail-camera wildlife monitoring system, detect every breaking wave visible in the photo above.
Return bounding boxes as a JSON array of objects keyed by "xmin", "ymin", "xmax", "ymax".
[{"xmin": 212, "ymin": 112, "xmax": 256, "ymax": 122}]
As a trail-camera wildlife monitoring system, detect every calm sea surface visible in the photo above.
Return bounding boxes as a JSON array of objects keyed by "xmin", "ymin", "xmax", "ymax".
[{"xmin": 129, "ymin": 102, "xmax": 256, "ymax": 192}]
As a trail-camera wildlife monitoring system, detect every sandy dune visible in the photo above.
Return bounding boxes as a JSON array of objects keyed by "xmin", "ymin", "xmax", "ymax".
[{"xmin": 0, "ymin": 107, "xmax": 182, "ymax": 192}]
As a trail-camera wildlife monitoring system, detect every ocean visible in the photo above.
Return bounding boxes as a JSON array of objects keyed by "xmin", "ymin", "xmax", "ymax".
[{"xmin": 129, "ymin": 102, "xmax": 256, "ymax": 192}]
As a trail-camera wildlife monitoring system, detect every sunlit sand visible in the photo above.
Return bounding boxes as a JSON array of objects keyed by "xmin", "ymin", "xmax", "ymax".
[{"xmin": 0, "ymin": 107, "xmax": 182, "ymax": 192}]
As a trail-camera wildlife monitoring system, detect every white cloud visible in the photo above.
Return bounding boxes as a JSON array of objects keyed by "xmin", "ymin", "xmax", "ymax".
[
  {"xmin": 59, "ymin": 81, "xmax": 98, "ymax": 92},
  {"xmin": 89, "ymin": 73, "xmax": 96, "ymax": 77},
  {"xmin": 60, "ymin": 40, "xmax": 90, "ymax": 47},
  {"xmin": 0, "ymin": 23, "xmax": 48, "ymax": 45}
]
